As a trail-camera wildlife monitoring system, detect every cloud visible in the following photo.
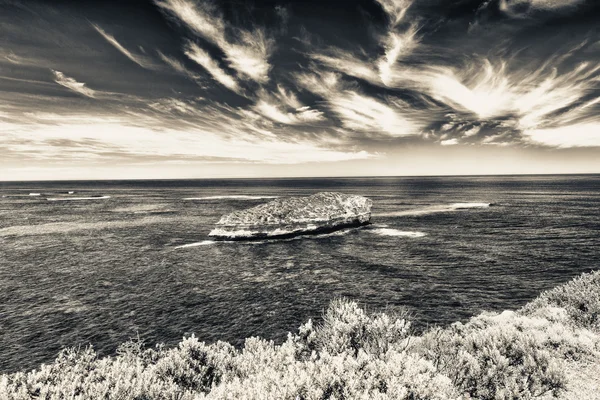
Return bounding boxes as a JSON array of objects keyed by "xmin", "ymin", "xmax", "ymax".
[
  {"xmin": 294, "ymin": 70, "xmax": 343, "ymax": 97},
  {"xmin": 157, "ymin": 51, "xmax": 200, "ymax": 80},
  {"xmin": 184, "ymin": 42, "xmax": 240, "ymax": 93},
  {"xmin": 295, "ymin": 67, "xmax": 425, "ymax": 137},
  {"xmin": 328, "ymin": 91, "xmax": 421, "ymax": 137},
  {"xmin": 440, "ymin": 138, "xmax": 459, "ymax": 146},
  {"xmin": 51, "ymin": 70, "xmax": 95, "ymax": 98},
  {"xmin": 92, "ymin": 24, "xmax": 156, "ymax": 70},
  {"xmin": 523, "ymin": 123, "xmax": 600, "ymax": 148},
  {"xmin": 375, "ymin": 0, "xmax": 412, "ymax": 26},
  {"xmin": 377, "ymin": 27, "xmax": 418, "ymax": 86},
  {"xmin": 307, "ymin": 0, "xmax": 418, "ymax": 88},
  {"xmin": 386, "ymin": 51, "xmax": 599, "ymax": 133},
  {"xmin": 498, "ymin": 0, "xmax": 585, "ymax": 17},
  {"xmin": 0, "ymin": 113, "xmax": 372, "ymax": 164},
  {"xmin": 463, "ymin": 126, "xmax": 481, "ymax": 138},
  {"xmin": 253, "ymin": 100, "xmax": 298, "ymax": 125},
  {"xmin": 425, "ymin": 61, "xmax": 515, "ymax": 119},
  {"xmin": 155, "ymin": 0, "xmax": 274, "ymax": 83},
  {"xmin": 275, "ymin": 85, "xmax": 303, "ymax": 109},
  {"xmin": 253, "ymin": 100, "xmax": 325, "ymax": 125},
  {"xmin": 148, "ymin": 98, "xmax": 202, "ymax": 115},
  {"xmin": 252, "ymin": 86, "xmax": 325, "ymax": 125},
  {"xmin": 311, "ymin": 52, "xmax": 380, "ymax": 85}
]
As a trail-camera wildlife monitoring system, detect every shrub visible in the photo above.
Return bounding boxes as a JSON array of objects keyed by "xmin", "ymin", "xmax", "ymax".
[
  {"xmin": 414, "ymin": 314, "xmax": 566, "ymax": 399},
  {"xmin": 313, "ymin": 298, "xmax": 411, "ymax": 357},
  {"xmin": 154, "ymin": 336, "xmax": 236, "ymax": 393},
  {"xmin": 522, "ymin": 270, "xmax": 600, "ymax": 331}
]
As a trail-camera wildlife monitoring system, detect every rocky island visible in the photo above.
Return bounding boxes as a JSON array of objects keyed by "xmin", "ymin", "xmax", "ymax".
[{"xmin": 208, "ymin": 192, "xmax": 372, "ymax": 240}]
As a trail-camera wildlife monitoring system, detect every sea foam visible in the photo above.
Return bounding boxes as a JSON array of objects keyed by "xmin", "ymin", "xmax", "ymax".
[
  {"xmin": 174, "ymin": 240, "xmax": 217, "ymax": 249},
  {"xmin": 368, "ymin": 228, "xmax": 426, "ymax": 238},
  {"xmin": 183, "ymin": 195, "xmax": 279, "ymax": 200},
  {"xmin": 47, "ymin": 196, "xmax": 111, "ymax": 201},
  {"xmin": 375, "ymin": 202, "xmax": 491, "ymax": 217}
]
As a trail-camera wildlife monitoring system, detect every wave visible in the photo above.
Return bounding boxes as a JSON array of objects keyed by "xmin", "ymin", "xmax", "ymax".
[
  {"xmin": 183, "ymin": 195, "xmax": 279, "ymax": 200},
  {"xmin": 174, "ymin": 240, "xmax": 217, "ymax": 249},
  {"xmin": 368, "ymin": 228, "xmax": 427, "ymax": 238},
  {"xmin": 450, "ymin": 202, "xmax": 491, "ymax": 209},
  {"xmin": 374, "ymin": 202, "xmax": 491, "ymax": 217},
  {"xmin": 47, "ymin": 196, "xmax": 111, "ymax": 201},
  {"xmin": 313, "ymin": 227, "xmax": 361, "ymax": 238},
  {"xmin": 112, "ymin": 204, "xmax": 172, "ymax": 214}
]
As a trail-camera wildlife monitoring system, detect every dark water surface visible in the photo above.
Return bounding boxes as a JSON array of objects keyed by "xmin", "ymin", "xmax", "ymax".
[{"xmin": 1, "ymin": 175, "xmax": 599, "ymax": 372}]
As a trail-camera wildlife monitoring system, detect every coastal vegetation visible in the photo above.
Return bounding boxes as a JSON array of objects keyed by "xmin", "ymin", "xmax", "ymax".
[{"xmin": 1, "ymin": 271, "xmax": 599, "ymax": 399}]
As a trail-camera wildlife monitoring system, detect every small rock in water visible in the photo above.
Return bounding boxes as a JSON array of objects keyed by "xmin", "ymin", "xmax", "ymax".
[{"xmin": 209, "ymin": 192, "xmax": 372, "ymax": 240}]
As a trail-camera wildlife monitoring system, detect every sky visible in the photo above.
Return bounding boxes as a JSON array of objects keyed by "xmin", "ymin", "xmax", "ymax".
[{"xmin": 0, "ymin": 0, "xmax": 599, "ymax": 180}]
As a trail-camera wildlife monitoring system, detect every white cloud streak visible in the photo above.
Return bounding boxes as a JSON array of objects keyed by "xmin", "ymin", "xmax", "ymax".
[
  {"xmin": 499, "ymin": 0, "xmax": 585, "ymax": 17},
  {"xmin": 252, "ymin": 86, "xmax": 325, "ymax": 125},
  {"xmin": 387, "ymin": 55, "xmax": 600, "ymax": 129},
  {"xmin": 155, "ymin": 0, "xmax": 274, "ymax": 83},
  {"xmin": 329, "ymin": 91, "xmax": 421, "ymax": 136},
  {"xmin": 375, "ymin": 0, "xmax": 412, "ymax": 27},
  {"xmin": 51, "ymin": 70, "xmax": 95, "ymax": 98},
  {"xmin": 377, "ymin": 27, "xmax": 418, "ymax": 86},
  {"xmin": 0, "ymin": 114, "xmax": 372, "ymax": 164},
  {"xmin": 523, "ymin": 123, "xmax": 600, "ymax": 148},
  {"xmin": 308, "ymin": 0, "xmax": 418, "ymax": 88},
  {"xmin": 440, "ymin": 138, "xmax": 459, "ymax": 146},
  {"xmin": 92, "ymin": 24, "xmax": 156, "ymax": 70},
  {"xmin": 157, "ymin": 51, "xmax": 200, "ymax": 80},
  {"xmin": 295, "ymin": 70, "xmax": 423, "ymax": 136},
  {"xmin": 184, "ymin": 42, "xmax": 240, "ymax": 93}
]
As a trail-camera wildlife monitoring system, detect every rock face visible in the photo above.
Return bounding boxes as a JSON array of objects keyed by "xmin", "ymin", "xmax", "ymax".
[{"xmin": 209, "ymin": 192, "xmax": 372, "ymax": 240}]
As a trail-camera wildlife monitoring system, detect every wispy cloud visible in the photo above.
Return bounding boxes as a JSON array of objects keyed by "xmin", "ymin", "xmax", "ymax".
[
  {"xmin": 328, "ymin": 91, "xmax": 421, "ymax": 137},
  {"xmin": 307, "ymin": 0, "xmax": 419, "ymax": 88},
  {"xmin": 295, "ymin": 70, "xmax": 344, "ymax": 97},
  {"xmin": 184, "ymin": 42, "xmax": 240, "ymax": 93},
  {"xmin": 498, "ymin": 0, "xmax": 585, "ymax": 17},
  {"xmin": 377, "ymin": 27, "xmax": 418, "ymax": 86},
  {"xmin": 374, "ymin": 0, "xmax": 419, "ymax": 86},
  {"xmin": 311, "ymin": 51, "xmax": 380, "ymax": 85},
  {"xmin": 523, "ymin": 122, "xmax": 600, "ymax": 148},
  {"xmin": 51, "ymin": 70, "xmax": 96, "ymax": 98},
  {"xmin": 0, "ymin": 112, "xmax": 372, "ymax": 164},
  {"xmin": 440, "ymin": 138, "xmax": 459, "ymax": 146},
  {"xmin": 251, "ymin": 86, "xmax": 325, "ymax": 125},
  {"xmin": 385, "ymin": 49, "xmax": 600, "ymax": 137},
  {"xmin": 375, "ymin": 0, "xmax": 412, "ymax": 27},
  {"xmin": 253, "ymin": 100, "xmax": 325, "ymax": 125},
  {"xmin": 295, "ymin": 70, "xmax": 423, "ymax": 137},
  {"xmin": 155, "ymin": 0, "xmax": 274, "ymax": 83},
  {"xmin": 92, "ymin": 24, "xmax": 156, "ymax": 70},
  {"xmin": 157, "ymin": 51, "xmax": 200, "ymax": 81}
]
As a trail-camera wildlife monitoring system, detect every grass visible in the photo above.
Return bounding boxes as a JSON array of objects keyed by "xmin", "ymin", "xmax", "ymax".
[{"xmin": 1, "ymin": 270, "xmax": 599, "ymax": 399}]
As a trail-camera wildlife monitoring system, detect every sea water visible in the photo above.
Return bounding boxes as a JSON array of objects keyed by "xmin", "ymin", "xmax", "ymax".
[{"xmin": 1, "ymin": 175, "xmax": 599, "ymax": 372}]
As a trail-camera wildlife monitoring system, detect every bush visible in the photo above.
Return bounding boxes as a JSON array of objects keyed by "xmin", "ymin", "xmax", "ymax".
[
  {"xmin": 416, "ymin": 317, "xmax": 566, "ymax": 399},
  {"xmin": 309, "ymin": 298, "xmax": 411, "ymax": 357},
  {"xmin": 521, "ymin": 270, "xmax": 600, "ymax": 331}
]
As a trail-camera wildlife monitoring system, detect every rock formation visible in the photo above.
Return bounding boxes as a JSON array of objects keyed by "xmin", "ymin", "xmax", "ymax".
[{"xmin": 209, "ymin": 192, "xmax": 372, "ymax": 240}]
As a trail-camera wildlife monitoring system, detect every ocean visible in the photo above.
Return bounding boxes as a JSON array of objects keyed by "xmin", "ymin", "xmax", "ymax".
[{"xmin": 1, "ymin": 175, "xmax": 598, "ymax": 373}]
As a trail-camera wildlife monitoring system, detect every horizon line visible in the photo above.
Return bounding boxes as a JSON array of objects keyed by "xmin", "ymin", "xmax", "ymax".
[{"xmin": 1, "ymin": 172, "xmax": 599, "ymax": 183}]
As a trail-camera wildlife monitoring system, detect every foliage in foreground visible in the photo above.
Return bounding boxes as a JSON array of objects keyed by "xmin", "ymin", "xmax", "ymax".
[{"xmin": 1, "ymin": 271, "xmax": 599, "ymax": 400}]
